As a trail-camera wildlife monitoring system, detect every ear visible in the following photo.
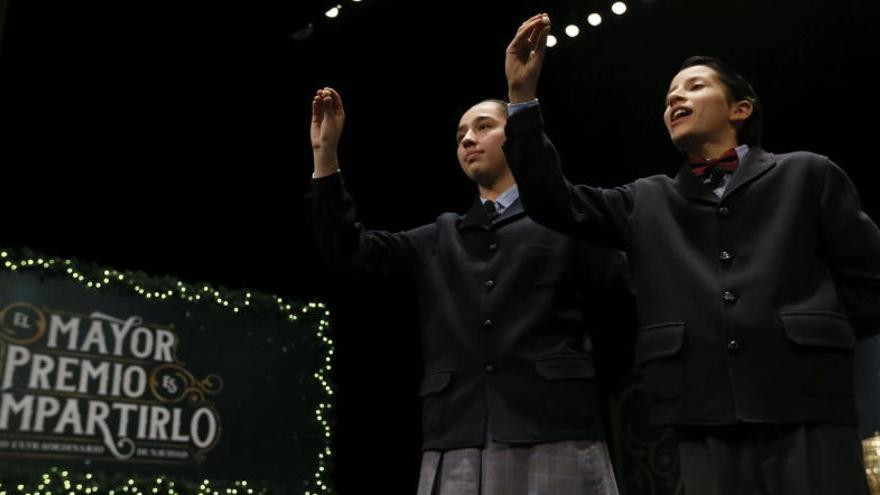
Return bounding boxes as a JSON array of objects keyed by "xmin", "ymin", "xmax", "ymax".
[{"xmin": 729, "ymin": 99, "xmax": 754, "ymax": 125}]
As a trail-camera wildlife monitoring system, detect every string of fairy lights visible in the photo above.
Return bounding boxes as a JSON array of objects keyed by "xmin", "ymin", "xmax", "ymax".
[
  {"xmin": 0, "ymin": 471, "xmax": 259, "ymax": 495},
  {"xmin": 547, "ymin": 2, "xmax": 631, "ymax": 48},
  {"xmin": 0, "ymin": 249, "xmax": 336, "ymax": 495},
  {"xmin": 294, "ymin": 1, "xmax": 635, "ymax": 46}
]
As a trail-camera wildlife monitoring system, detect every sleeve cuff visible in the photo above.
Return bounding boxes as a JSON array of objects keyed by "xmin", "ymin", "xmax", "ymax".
[
  {"xmin": 507, "ymin": 99, "xmax": 540, "ymax": 116},
  {"xmin": 309, "ymin": 171, "xmax": 344, "ymax": 196},
  {"xmin": 505, "ymin": 103, "xmax": 545, "ymax": 138}
]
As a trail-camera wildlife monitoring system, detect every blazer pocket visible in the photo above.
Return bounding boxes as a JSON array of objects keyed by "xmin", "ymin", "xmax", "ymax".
[
  {"xmin": 419, "ymin": 369, "xmax": 454, "ymax": 396},
  {"xmin": 780, "ymin": 311, "xmax": 856, "ymax": 350},
  {"xmin": 535, "ymin": 354, "xmax": 596, "ymax": 381},
  {"xmin": 778, "ymin": 311, "xmax": 856, "ymax": 398},
  {"xmin": 635, "ymin": 322, "xmax": 686, "ymax": 364},
  {"xmin": 635, "ymin": 322, "xmax": 685, "ymax": 400},
  {"xmin": 419, "ymin": 369, "xmax": 453, "ymax": 435},
  {"xmin": 530, "ymin": 353, "xmax": 596, "ymax": 421}
]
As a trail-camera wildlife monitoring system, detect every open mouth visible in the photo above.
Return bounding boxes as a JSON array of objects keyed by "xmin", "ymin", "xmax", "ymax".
[{"xmin": 670, "ymin": 107, "xmax": 693, "ymax": 124}]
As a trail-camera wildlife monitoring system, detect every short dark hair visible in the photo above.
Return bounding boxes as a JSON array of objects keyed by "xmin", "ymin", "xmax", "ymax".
[
  {"xmin": 475, "ymin": 98, "xmax": 509, "ymax": 118},
  {"xmin": 679, "ymin": 56, "xmax": 763, "ymax": 147}
]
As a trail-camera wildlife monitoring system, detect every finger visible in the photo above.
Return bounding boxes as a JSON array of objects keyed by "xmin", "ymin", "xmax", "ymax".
[
  {"xmin": 519, "ymin": 13, "xmax": 546, "ymax": 29},
  {"xmin": 519, "ymin": 15, "xmax": 551, "ymax": 49},
  {"xmin": 534, "ymin": 24, "xmax": 551, "ymax": 56},
  {"xmin": 320, "ymin": 93, "xmax": 334, "ymax": 115},
  {"xmin": 515, "ymin": 14, "xmax": 543, "ymax": 36},
  {"xmin": 510, "ymin": 19, "xmax": 542, "ymax": 50},
  {"xmin": 526, "ymin": 15, "xmax": 550, "ymax": 45},
  {"xmin": 312, "ymin": 98, "xmax": 324, "ymax": 123},
  {"xmin": 326, "ymin": 87, "xmax": 345, "ymax": 115}
]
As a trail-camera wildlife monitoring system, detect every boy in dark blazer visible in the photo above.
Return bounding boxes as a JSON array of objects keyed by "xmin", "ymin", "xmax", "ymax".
[
  {"xmin": 308, "ymin": 88, "xmax": 632, "ymax": 494},
  {"xmin": 502, "ymin": 13, "xmax": 880, "ymax": 494}
]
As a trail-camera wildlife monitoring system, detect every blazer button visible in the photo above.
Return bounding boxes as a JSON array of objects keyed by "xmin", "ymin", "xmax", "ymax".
[
  {"xmin": 719, "ymin": 251, "xmax": 734, "ymax": 263},
  {"xmin": 488, "ymin": 243, "xmax": 499, "ymax": 252},
  {"xmin": 718, "ymin": 206, "xmax": 731, "ymax": 218},
  {"xmin": 483, "ymin": 319, "xmax": 494, "ymax": 329},
  {"xmin": 727, "ymin": 339, "xmax": 742, "ymax": 353},
  {"xmin": 722, "ymin": 290, "xmax": 737, "ymax": 304},
  {"xmin": 485, "ymin": 280, "xmax": 496, "ymax": 290},
  {"xmin": 485, "ymin": 364, "xmax": 496, "ymax": 373}
]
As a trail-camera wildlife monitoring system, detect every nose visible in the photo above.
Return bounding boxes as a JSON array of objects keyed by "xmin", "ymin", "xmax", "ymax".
[
  {"xmin": 461, "ymin": 128, "xmax": 477, "ymax": 147},
  {"xmin": 667, "ymin": 90, "xmax": 686, "ymax": 108}
]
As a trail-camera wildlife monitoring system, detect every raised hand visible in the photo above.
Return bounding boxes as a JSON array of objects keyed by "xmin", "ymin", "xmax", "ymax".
[
  {"xmin": 311, "ymin": 87, "xmax": 345, "ymax": 177},
  {"xmin": 505, "ymin": 14, "xmax": 551, "ymax": 103}
]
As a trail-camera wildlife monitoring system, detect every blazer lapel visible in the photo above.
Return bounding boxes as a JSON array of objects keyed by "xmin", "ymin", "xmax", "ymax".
[
  {"xmin": 494, "ymin": 198, "xmax": 526, "ymax": 226},
  {"xmin": 458, "ymin": 197, "xmax": 527, "ymax": 230},
  {"xmin": 722, "ymin": 148, "xmax": 777, "ymax": 200},
  {"xmin": 459, "ymin": 198, "xmax": 491, "ymax": 230},
  {"xmin": 674, "ymin": 165, "xmax": 722, "ymax": 204}
]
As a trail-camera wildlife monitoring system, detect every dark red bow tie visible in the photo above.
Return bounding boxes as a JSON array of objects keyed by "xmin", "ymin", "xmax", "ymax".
[{"xmin": 689, "ymin": 148, "xmax": 739, "ymax": 177}]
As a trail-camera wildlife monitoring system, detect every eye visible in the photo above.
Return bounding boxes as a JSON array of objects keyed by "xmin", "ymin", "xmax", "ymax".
[{"xmin": 479, "ymin": 123, "xmax": 493, "ymax": 131}]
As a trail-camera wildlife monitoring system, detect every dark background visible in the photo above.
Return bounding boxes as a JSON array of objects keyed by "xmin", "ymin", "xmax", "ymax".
[{"xmin": 1, "ymin": 0, "xmax": 878, "ymax": 492}]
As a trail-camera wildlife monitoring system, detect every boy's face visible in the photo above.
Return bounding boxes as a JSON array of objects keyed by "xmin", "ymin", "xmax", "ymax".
[
  {"xmin": 663, "ymin": 65, "xmax": 741, "ymax": 151},
  {"xmin": 456, "ymin": 102, "xmax": 510, "ymax": 184}
]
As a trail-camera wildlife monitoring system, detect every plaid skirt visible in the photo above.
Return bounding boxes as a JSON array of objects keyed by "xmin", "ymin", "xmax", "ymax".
[{"xmin": 417, "ymin": 439, "xmax": 619, "ymax": 495}]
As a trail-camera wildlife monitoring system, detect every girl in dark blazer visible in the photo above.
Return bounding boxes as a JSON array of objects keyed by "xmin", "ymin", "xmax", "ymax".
[
  {"xmin": 502, "ymin": 13, "xmax": 880, "ymax": 495},
  {"xmin": 309, "ymin": 88, "xmax": 633, "ymax": 494}
]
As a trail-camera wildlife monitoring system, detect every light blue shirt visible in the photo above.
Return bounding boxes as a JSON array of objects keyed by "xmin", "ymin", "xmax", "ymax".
[
  {"xmin": 508, "ymin": 99, "xmax": 540, "ymax": 116},
  {"xmin": 708, "ymin": 144, "xmax": 750, "ymax": 197},
  {"xmin": 480, "ymin": 184, "xmax": 519, "ymax": 215}
]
